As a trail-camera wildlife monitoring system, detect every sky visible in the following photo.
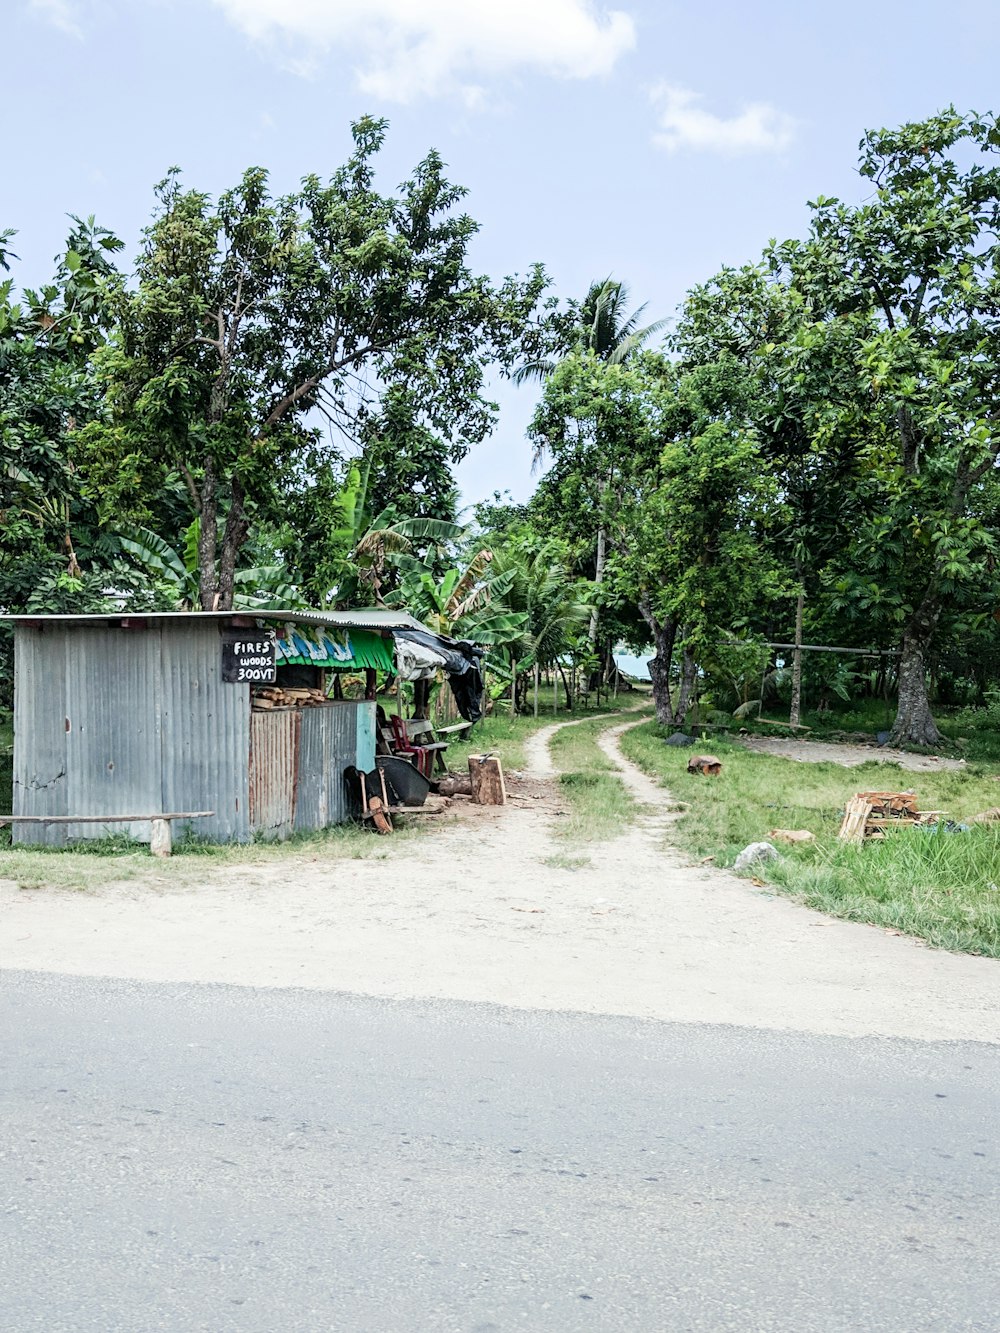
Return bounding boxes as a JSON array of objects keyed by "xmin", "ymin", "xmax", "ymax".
[{"xmin": 5, "ymin": 0, "xmax": 1000, "ymax": 509}]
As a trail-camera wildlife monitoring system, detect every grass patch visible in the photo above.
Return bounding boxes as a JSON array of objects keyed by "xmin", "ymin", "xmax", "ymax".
[
  {"xmin": 445, "ymin": 694, "xmax": 638, "ymax": 772},
  {"xmin": 548, "ymin": 714, "xmax": 643, "ymax": 842},
  {"xmin": 541, "ymin": 852, "xmax": 592, "ymax": 871},
  {"xmin": 445, "ymin": 709, "xmax": 555, "ymax": 772},
  {"xmin": 620, "ymin": 721, "xmax": 1000, "ymax": 957},
  {"xmin": 0, "ymin": 819, "xmax": 417, "ymax": 893}
]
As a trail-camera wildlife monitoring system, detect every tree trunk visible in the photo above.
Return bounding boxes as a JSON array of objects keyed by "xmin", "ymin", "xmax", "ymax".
[
  {"xmin": 197, "ymin": 457, "xmax": 218, "ymax": 610},
  {"xmin": 557, "ymin": 660, "xmax": 574, "ymax": 711},
  {"xmin": 646, "ymin": 619, "xmax": 676, "ymax": 726},
  {"xmin": 587, "ymin": 521, "xmax": 607, "ymax": 656},
  {"xmin": 672, "ymin": 642, "xmax": 697, "ymax": 724},
  {"xmin": 216, "ymin": 477, "xmax": 250, "ymax": 612},
  {"xmin": 789, "ymin": 587, "xmax": 804, "ymax": 728},
  {"xmin": 889, "ymin": 596, "xmax": 944, "ymax": 747}
]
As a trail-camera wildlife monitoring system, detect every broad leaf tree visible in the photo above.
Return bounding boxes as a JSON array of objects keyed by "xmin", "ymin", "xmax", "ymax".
[
  {"xmin": 769, "ymin": 108, "xmax": 1000, "ymax": 744},
  {"xmin": 78, "ymin": 118, "xmax": 547, "ymax": 610}
]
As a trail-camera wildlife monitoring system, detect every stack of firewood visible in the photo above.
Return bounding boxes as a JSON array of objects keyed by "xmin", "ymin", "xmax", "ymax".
[
  {"xmin": 252, "ymin": 687, "xmax": 329, "ymax": 710},
  {"xmin": 837, "ymin": 790, "xmax": 941, "ymax": 844}
]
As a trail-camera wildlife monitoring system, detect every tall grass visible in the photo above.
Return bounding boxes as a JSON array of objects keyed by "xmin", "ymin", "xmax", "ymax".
[{"xmin": 621, "ymin": 722, "xmax": 1000, "ymax": 957}]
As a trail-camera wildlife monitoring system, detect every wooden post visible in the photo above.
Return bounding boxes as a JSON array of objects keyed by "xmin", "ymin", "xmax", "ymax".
[
  {"xmin": 150, "ymin": 819, "xmax": 172, "ymax": 857},
  {"xmin": 789, "ymin": 587, "xmax": 805, "ymax": 729},
  {"xmin": 468, "ymin": 755, "xmax": 507, "ymax": 805}
]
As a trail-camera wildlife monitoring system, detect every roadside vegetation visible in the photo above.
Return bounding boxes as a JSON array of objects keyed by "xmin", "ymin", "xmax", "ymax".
[
  {"xmin": 0, "ymin": 820, "xmax": 427, "ymax": 893},
  {"xmin": 549, "ymin": 714, "xmax": 639, "ymax": 843},
  {"xmin": 621, "ymin": 721, "xmax": 1000, "ymax": 958}
]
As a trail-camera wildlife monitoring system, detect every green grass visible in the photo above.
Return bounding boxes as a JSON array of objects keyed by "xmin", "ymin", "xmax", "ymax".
[
  {"xmin": 549, "ymin": 714, "xmax": 641, "ymax": 842},
  {"xmin": 747, "ymin": 695, "xmax": 1000, "ymax": 764},
  {"xmin": 0, "ymin": 819, "xmax": 417, "ymax": 893},
  {"xmin": 445, "ymin": 708, "xmax": 556, "ymax": 772},
  {"xmin": 445, "ymin": 693, "xmax": 638, "ymax": 772},
  {"xmin": 541, "ymin": 852, "xmax": 592, "ymax": 871},
  {"xmin": 620, "ymin": 721, "xmax": 1000, "ymax": 957}
]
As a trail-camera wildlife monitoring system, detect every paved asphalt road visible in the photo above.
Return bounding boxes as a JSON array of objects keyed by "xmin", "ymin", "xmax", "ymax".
[{"xmin": 1, "ymin": 972, "xmax": 997, "ymax": 1333}]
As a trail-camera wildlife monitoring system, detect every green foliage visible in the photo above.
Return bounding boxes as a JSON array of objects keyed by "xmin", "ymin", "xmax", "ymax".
[
  {"xmin": 386, "ymin": 546, "xmax": 527, "ymax": 644},
  {"xmin": 75, "ymin": 119, "xmax": 547, "ymax": 610}
]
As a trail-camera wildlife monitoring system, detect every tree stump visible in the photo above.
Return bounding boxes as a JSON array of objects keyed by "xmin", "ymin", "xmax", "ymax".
[{"xmin": 469, "ymin": 755, "xmax": 507, "ymax": 806}]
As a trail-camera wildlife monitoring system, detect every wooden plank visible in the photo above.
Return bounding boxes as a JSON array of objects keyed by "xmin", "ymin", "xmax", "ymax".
[
  {"xmin": 0, "ymin": 811, "xmax": 214, "ymax": 825},
  {"xmin": 838, "ymin": 796, "xmax": 873, "ymax": 844}
]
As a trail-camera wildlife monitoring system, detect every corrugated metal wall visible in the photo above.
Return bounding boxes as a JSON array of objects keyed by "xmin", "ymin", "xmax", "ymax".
[
  {"xmin": 160, "ymin": 624, "xmax": 250, "ymax": 844},
  {"xmin": 294, "ymin": 702, "xmax": 371, "ymax": 832},
  {"xmin": 12, "ymin": 629, "xmax": 68, "ymax": 846},
  {"xmin": 12, "ymin": 624, "xmax": 373, "ymax": 845},
  {"xmin": 13, "ymin": 622, "xmax": 252, "ymax": 846},
  {"xmin": 249, "ymin": 709, "xmax": 300, "ymax": 838}
]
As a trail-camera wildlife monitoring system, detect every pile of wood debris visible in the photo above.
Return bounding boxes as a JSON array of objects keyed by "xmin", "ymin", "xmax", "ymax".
[
  {"xmin": 252, "ymin": 686, "xmax": 330, "ymax": 711},
  {"xmin": 837, "ymin": 790, "xmax": 941, "ymax": 844}
]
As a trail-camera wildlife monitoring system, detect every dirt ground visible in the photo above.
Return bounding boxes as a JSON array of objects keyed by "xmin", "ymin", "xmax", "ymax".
[
  {"xmin": 738, "ymin": 733, "xmax": 968, "ymax": 771},
  {"xmin": 3, "ymin": 717, "xmax": 998, "ymax": 1043}
]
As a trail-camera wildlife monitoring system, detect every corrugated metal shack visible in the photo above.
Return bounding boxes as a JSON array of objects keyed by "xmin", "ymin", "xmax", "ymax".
[{"xmin": 4, "ymin": 609, "xmax": 426, "ymax": 846}]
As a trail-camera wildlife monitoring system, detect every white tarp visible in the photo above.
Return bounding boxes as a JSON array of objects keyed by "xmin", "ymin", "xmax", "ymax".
[{"xmin": 394, "ymin": 637, "xmax": 449, "ymax": 681}]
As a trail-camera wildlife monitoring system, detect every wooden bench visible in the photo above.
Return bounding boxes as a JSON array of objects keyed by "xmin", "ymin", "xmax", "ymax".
[{"xmin": 0, "ymin": 811, "xmax": 214, "ymax": 857}]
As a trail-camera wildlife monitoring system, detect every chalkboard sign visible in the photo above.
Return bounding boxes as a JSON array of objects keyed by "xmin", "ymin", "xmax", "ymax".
[{"xmin": 221, "ymin": 631, "xmax": 277, "ymax": 684}]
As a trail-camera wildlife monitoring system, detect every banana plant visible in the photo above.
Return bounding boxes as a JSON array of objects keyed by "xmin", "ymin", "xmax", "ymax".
[
  {"xmin": 330, "ymin": 457, "xmax": 467, "ymax": 606},
  {"xmin": 120, "ymin": 521, "xmax": 305, "ymax": 611},
  {"xmin": 386, "ymin": 547, "xmax": 528, "ymax": 644}
]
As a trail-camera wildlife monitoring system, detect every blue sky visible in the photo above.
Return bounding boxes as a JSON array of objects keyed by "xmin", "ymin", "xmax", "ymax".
[{"xmin": 6, "ymin": 0, "xmax": 998, "ymax": 508}]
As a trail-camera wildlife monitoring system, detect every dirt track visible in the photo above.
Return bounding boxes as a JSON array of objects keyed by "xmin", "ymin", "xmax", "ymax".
[
  {"xmin": 2, "ymin": 715, "xmax": 998, "ymax": 1042},
  {"xmin": 738, "ymin": 733, "xmax": 967, "ymax": 771}
]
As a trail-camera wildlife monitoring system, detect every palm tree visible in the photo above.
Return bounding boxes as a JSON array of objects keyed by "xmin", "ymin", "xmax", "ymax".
[
  {"xmin": 515, "ymin": 276, "xmax": 668, "ymax": 391},
  {"xmin": 518, "ymin": 278, "xmax": 667, "ymax": 663}
]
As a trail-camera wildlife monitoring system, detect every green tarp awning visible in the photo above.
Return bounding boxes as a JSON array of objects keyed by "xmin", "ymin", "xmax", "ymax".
[{"xmin": 275, "ymin": 627, "xmax": 394, "ymax": 672}]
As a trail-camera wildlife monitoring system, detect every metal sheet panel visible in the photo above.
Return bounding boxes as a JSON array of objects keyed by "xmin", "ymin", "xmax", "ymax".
[
  {"xmin": 294, "ymin": 703, "xmax": 362, "ymax": 832},
  {"xmin": 12, "ymin": 627, "xmax": 69, "ymax": 847},
  {"xmin": 63, "ymin": 626, "xmax": 162, "ymax": 843},
  {"xmin": 250, "ymin": 710, "xmax": 299, "ymax": 837},
  {"xmin": 159, "ymin": 623, "xmax": 251, "ymax": 844},
  {"xmin": 355, "ymin": 701, "xmax": 376, "ymax": 771}
]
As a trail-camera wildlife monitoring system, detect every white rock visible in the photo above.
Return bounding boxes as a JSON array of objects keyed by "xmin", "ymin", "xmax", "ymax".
[{"xmin": 734, "ymin": 842, "xmax": 781, "ymax": 873}]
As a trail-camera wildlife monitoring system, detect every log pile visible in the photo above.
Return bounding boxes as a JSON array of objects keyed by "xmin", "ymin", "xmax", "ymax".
[
  {"xmin": 252, "ymin": 687, "xmax": 329, "ymax": 710},
  {"xmin": 837, "ymin": 790, "xmax": 941, "ymax": 844}
]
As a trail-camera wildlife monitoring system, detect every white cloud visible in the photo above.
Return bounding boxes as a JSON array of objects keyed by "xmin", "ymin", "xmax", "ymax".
[
  {"xmin": 211, "ymin": 0, "xmax": 636, "ymax": 102},
  {"xmin": 30, "ymin": 0, "xmax": 83, "ymax": 38},
  {"xmin": 651, "ymin": 83, "xmax": 796, "ymax": 154}
]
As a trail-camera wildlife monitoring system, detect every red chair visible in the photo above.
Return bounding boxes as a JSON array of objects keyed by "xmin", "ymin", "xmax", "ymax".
[{"xmin": 389, "ymin": 714, "xmax": 434, "ymax": 779}]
